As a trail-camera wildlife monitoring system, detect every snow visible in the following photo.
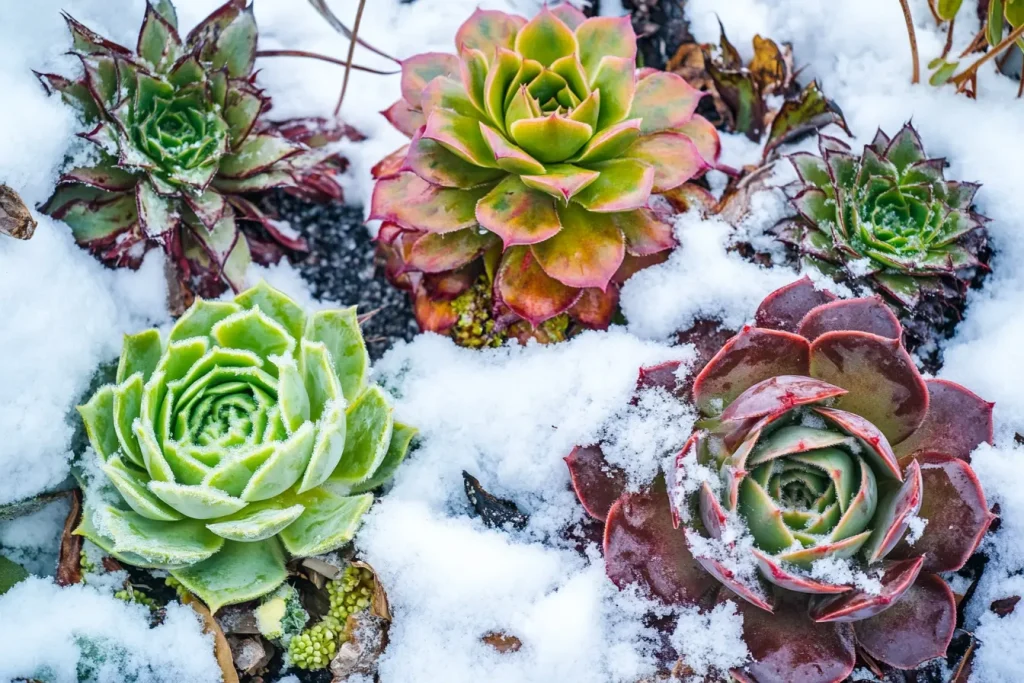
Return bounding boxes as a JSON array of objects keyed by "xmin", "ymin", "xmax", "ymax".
[
  {"xmin": 0, "ymin": 0, "xmax": 1022, "ymax": 679},
  {"xmin": 0, "ymin": 577, "xmax": 221, "ymax": 683}
]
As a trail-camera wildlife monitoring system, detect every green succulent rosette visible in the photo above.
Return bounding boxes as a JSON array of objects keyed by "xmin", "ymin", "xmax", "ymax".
[
  {"xmin": 38, "ymin": 0, "xmax": 347, "ymax": 297},
  {"xmin": 75, "ymin": 282, "xmax": 415, "ymax": 611},
  {"xmin": 782, "ymin": 125, "xmax": 988, "ymax": 350}
]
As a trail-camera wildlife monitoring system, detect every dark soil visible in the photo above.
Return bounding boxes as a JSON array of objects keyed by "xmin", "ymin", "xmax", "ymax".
[{"xmin": 263, "ymin": 191, "xmax": 418, "ymax": 360}]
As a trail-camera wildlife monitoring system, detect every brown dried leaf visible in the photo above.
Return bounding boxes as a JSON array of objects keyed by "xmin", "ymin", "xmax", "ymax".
[
  {"xmin": 991, "ymin": 595, "xmax": 1021, "ymax": 616},
  {"xmin": 183, "ymin": 593, "xmax": 241, "ymax": 683},
  {"xmin": 463, "ymin": 472, "xmax": 529, "ymax": 531},
  {"xmin": 0, "ymin": 184, "xmax": 36, "ymax": 240},
  {"xmin": 750, "ymin": 35, "xmax": 789, "ymax": 93},
  {"xmin": 330, "ymin": 611, "xmax": 389, "ymax": 681},
  {"xmin": 352, "ymin": 560, "xmax": 392, "ymax": 621},
  {"xmin": 481, "ymin": 631, "xmax": 522, "ymax": 653},
  {"xmin": 55, "ymin": 490, "xmax": 82, "ymax": 587}
]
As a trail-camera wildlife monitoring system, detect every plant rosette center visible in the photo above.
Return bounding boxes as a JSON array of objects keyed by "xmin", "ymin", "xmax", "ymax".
[
  {"xmin": 75, "ymin": 281, "xmax": 416, "ymax": 612},
  {"xmin": 567, "ymin": 277, "xmax": 995, "ymax": 679}
]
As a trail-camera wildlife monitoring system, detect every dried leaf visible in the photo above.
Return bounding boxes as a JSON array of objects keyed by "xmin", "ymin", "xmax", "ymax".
[
  {"xmin": 991, "ymin": 595, "xmax": 1021, "ymax": 616},
  {"xmin": 481, "ymin": 631, "xmax": 522, "ymax": 653},
  {"xmin": 749, "ymin": 35, "xmax": 789, "ymax": 94},
  {"xmin": 763, "ymin": 81, "xmax": 852, "ymax": 159},
  {"xmin": 463, "ymin": 471, "xmax": 529, "ymax": 530},
  {"xmin": 217, "ymin": 604, "xmax": 261, "ymax": 635},
  {"xmin": 302, "ymin": 556, "xmax": 343, "ymax": 581},
  {"xmin": 183, "ymin": 593, "xmax": 241, "ymax": 683},
  {"xmin": 56, "ymin": 489, "xmax": 83, "ymax": 586},
  {"xmin": 352, "ymin": 560, "xmax": 392, "ymax": 622},
  {"xmin": 0, "ymin": 184, "xmax": 36, "ymax": 240},
  {"xmin": 330, "ymin": 611, "xmax": 389, "ymax": 681}
]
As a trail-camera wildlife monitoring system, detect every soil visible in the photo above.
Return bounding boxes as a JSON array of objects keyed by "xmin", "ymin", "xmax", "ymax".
[{"xmin": 263, "ymin": 191, "xmax": 418, "ymax": 361}]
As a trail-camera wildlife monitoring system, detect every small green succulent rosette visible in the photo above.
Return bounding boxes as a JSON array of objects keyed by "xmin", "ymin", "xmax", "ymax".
[{"xmin": 76, "ymin": 281, "xmax": 415, "ymax": 611}]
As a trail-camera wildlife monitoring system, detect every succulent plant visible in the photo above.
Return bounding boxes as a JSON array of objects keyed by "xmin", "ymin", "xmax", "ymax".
[
  {"xmin": 37, "ymin": 0, "xmax": 349, "ymax": 297},
  {"xmin": 568, "ymin": 278, "xmax": 995, "ymax": 680},
  {"xmin": 75, "ymin": 281, "xmax": 416, "ymax": 612},
  {"xmin": 371, "ymin": 3, "xmax": 720, "ymax": 341},
  {"xmin": 781, "ymin": 125, "xmax": 989, "ymax": 352}
]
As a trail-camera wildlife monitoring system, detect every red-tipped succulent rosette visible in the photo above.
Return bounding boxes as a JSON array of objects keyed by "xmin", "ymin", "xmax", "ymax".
[
  {"xmin": 370, "ymin": 3, "xmax": 720, "ymax": 338},
  {"xmin": 567, "ymin": 278, "xmax": 995, "ymax": 681}
]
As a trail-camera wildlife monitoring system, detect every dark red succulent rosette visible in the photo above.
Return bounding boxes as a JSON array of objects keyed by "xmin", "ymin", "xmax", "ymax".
[{"xmin": 567, "ymin": 278, "xmax": 995, "ymax": 681}]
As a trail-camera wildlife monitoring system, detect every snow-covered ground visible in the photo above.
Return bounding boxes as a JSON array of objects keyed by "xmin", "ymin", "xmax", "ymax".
[{"xmin": 1, "ymin": 0, "xmax": 1023, "ymax": 681}]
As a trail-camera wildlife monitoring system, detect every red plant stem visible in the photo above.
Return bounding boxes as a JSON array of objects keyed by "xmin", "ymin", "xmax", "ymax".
[
  {"xmin": 334, "ymin": 0, "xmax": 367, "ymax": 117},
  {"xmin": 942, "ymin": 17, "xmax": 956, "ymax": 59},
  {"xmin": 254, "ymin": 49, "xmax": 397, "ymax": 75},
  {"xmin": 927, "ymin": 0, "xmax": 942, "ymax": 24},
  {"xmin": 899, "ymin": 0, "xmax": 921, "ymax": 84},
  {"xmin": 960, "ymin": 27, "xmax": 988, "ymax": 57},
  {"xmin": 952, "ymin": 21, "xmax": 1024, "ymax": 89}
]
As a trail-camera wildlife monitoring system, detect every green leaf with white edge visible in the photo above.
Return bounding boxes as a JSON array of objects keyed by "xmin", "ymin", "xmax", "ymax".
[
  {"xmin": 149, "ymin": 481, "xmax": 247, "ymax": 519},
  {"xmin": 274, "ymin": 356, "xmax": 310, "ymax": 433},
  {"xmin": 169, "ymin": 300, "xmax": 243, "ymax": 342},
  {"xmin": 112, "ymin": 374, "xmax": 145, "ymax": 467},
  {"xmin": 300, "ymin": 340, "xmax": 342, "ymax": 423},
  {"xmin": 152, "ymin": 0, "xmax": 178, "ymax": 29},
  {"xmin": 0, "ymin": 555, "xmax": 28, "ymax": 596},
  {"xmin": 101, "ymin": 455, "xmax": 183, "ymax": 521},
  {"xmin": 170, "ymin": 539, "xmax": 287, "ymax": 613},
  {"xmin": 279, "ymin": 489, "xmax": 373, "ymax": 557},
  {"xmin": 100, "ymin": 504, "xmax": 224, "ymax": 565},
  {"xmin": 241, "ymin": 423, "xmax": 315, "ymax": 502},
  {"xmin": 138, "ymin": 1, "xmax": 181, "ymax": 72},
  {"xmin": 74, "ymin": 503, "xmax": 171, "ymax": 569},
  {"xmin": 212, "ymin": 308, "xmax": 295, "ymax": 364},
  {"xmin": 206, "ymin": 500, "xmax": 306, "ymax": 542},
  {"xmin": 154, "ymin": 337, "xmax": 210, "ymax": 384},
  {"xmin": 234, "ymin": 280, "xmax": 306, "ymax": 341},
  {"xmin": 330, "ymin": 386, "xmax": 394, "ymax": 487},
  {"xmin": 174, "ymin": 347, "xmax": 264, "ymax": 393},
  {"xmin": 116, "ymin": 329, "xmax": 162, "ymax": 384},
  {"xmin": 203, "ymin": 445, "xmax": 275, "ymax": 497},
  {"xmin": 298, "ymin": 401, "xmax": 347, "ymax": 493},
  {"xmin": 224, "ymin": 87, "xmax": 265, "ymax": 149},
  {"xmin": 78, "ymin": 385, "xmax": 119, "ymax": 461},
  {"xmin": 304, "ymin": 308, "xmax": 368, "ymax": 402},
  {"xmin": 134, "ymin": 420, "xmax": 175, "ymax": 482},
  {"xmin": 352, "ymin": 422, "xmax": 417, "ymax": 494}
]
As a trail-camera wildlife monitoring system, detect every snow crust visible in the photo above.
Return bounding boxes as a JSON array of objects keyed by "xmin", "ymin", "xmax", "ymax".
[
  {"xmin": 0, "ymin": 578, "xmax": 220, "ymax": 683},
  {"xmin": 0, "ymin": 0, "xmax": 1023, "ymax": 680}
]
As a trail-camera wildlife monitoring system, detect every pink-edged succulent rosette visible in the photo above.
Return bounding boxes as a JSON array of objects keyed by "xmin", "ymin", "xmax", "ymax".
[
  {"xmin": 369, "ymin": 3, "xmax": 719, "ymax": 334},
  {"xmin": 568, "ymin": 277, "xmax": 995, "ymax": 681}
]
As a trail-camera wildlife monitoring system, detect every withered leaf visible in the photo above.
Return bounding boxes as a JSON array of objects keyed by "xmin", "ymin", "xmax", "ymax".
[
  {"xmin": 463, "ymin": 471, "xmax": 529, "ymax": 531},
  {"xmin": 481, "ymin": 631, "xmax": 522, "ymax": 653},
  {"xmin": 183, "ymin": 593, "xmax": 240, "ymax": 683},
  {"xmin": 0, "ymin": 184, "xmax": 36, "ymax": 240},
  {"xmin": 763, "ymin": 81, "xmax": 852, "ymax": 160},
  {"xmin": 56, "ymin": 489, "xmax": 83, "ymax": 587},
  {"xmin": 330, "ymin": 611, "xmax": 389, "ymax": 681},
  {"xmin": 352, "ymin": 560, "xmax": 392, "ymax": 622}
]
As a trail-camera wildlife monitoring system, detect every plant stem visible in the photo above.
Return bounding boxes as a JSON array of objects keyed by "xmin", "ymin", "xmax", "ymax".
[
  {"xmin": 898, "ymin": 0, "xmax": 921, "ymax": 84},
  {"xmin": 254, "ymin": 49, "xmax": 397, "ymax": 75},
  {"xmin": 927, "ymin": 0, "xmax": 942, "ymax": 24},
  {"xmin": 334, "ymin": 0, "xmax": 367, "ymax": 117},
  {"xmin": 959, "ymin": 27, "xmax": 987, "ymax": 57},
  {"xmin": 941, "ymin": 17, "xmax": 956, "ymax": 59},
  {"xmin": 951, "ymin": 21, "xmax": 1024, "ymax": 89}
]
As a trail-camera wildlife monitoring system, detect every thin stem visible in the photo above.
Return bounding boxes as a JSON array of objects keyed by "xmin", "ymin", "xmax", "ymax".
[
  {"xmin": 307, "ymin": 0, "xmax": 398, "ymax": 64},
  {"xmin": 927, "ymin": 0, "xmax": 941, "ymax": 24},
  {"xmin": 334, "ymin": 0, "xmax": 367, "ymax": 117},
  {"xmin": 941, "ymin": 16, "xmax": 956, "ymax": 59},
  {"xmin": 898, "ymin": 0, "xmax": 921, "ymax": 84},
  {"xmin": 254, "ymin": 49, "xmax": 398, "ymax": 75},
  {"xmin": 951, "ymin": 21, "xmax": 1024, "ymax": 88},
  {"xmin": 1018, "ymin": 64, "xmax": 1024, "ymax": 98},
  {"xmin": 959, "ymin": 27, "xmax": 987, "ymax": 58}
]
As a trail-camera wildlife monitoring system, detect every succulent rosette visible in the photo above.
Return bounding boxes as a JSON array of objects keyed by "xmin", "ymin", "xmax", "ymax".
[
  {"xmin": 781, "ymin": 124, "xmax": 989, "ymax": 349},
  {"xmin": 76, "ymin": 281, "xmax": 415, "ymax": 611},
  {"xmin": 568, "ymin": 278, "xmax": 995, "ymax": 680},
  {"xmin": 370, "ymin": 3, "xmax": 720, "ymax": 338},
  {"xmin": 37, "ymin": 0, "xmax": 348, "ymax": 296}
]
